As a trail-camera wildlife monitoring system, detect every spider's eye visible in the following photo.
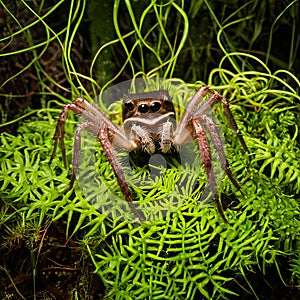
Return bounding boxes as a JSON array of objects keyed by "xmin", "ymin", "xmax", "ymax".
[
  {"xmin": 124, "ymin": 101, "xmax": 134, "ymax": 111},
  {"xmin": 150, "ymin": 101, "xmax": 161, "ymax": 112},
  {"xmin": 138, "ymin": 103, "xmax": 149, "ymax": 113}
]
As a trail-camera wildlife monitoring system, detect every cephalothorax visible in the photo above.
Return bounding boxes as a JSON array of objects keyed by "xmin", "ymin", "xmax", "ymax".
[{"xmin": 50, "ymin": 86, "xmax": 248, "ymax": 222}]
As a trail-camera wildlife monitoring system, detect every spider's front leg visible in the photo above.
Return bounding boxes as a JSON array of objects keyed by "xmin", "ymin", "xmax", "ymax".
[
  {"xmin": 175, "ymin": 86, "xmax": 247, "ymax": 222},
  {"xmin": 98, "ymin": 124, "xmax": 145, "ymax": 222},
  {"xmin": 50, "ymin": 97, "xmax": 144, "ymax": 222}
]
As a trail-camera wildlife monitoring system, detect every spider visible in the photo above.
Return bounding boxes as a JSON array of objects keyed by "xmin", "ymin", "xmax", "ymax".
[{"xmin": 50, "ymin": 85, "xmax": 248, "ymax": 223}]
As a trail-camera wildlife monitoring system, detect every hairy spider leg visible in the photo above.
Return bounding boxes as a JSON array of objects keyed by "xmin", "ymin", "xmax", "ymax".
[
  {"xmin": 192, "ymin": 118, "xmax": 227, "ymax": 222},
  {"xmin": 193, "ymin": 92, "xmax": 248, "ymax": 222},
  {"xmin": 98, "ymin": 124, "xmax": 145, "ymax": 222},
  {"xmin": 220, "ymin": 97, "xmax": 248, "ymax": 152},
  {"xmin": 195, "ymin": 92, "xmax": 248, "ymax": 153},
  {"xmin": 73, "ymin": 98, "xmax": 137, "ymax": 151},
  {"xmin": 159, "ymin": 119, "xmax": 174, "ymax": 153},
  {"xmin": 174, "ymin": 86, "xmax": 212, "ymax": 145},
  {"xmin": 73, "ymin": 99, "xmax": 143, "ymax": 221},
  {"xmin": 130, "ymin": 124, "xmax": 155, "ymax": 154},
  {"xmin": 174, "ymin": 86, "xmax": 248, "ymax": 222},
  {"xmin": 49, "ymin": 103, "xmax": 86, "ymax": 168},
  {"xmin": 50, "ymin": 100, "xmax": 103, "ymax": 172},
  {"xmin": 175, "ymin": 86, "xmax": 248, "ymax": 152},
  {"xmin": 199, "ymin": 114, "xmax": 240, "ymax": 190},
  {"xmin": 70, "ymin": 121, "xmax": 97, "ymax": 189},
  {"xmin": 50, "ymin": 98, "xmax": 143, "ymax": 221},
  {"xmin": 192, "ymin": 92, "xmax": 248, "ymax": 192}
]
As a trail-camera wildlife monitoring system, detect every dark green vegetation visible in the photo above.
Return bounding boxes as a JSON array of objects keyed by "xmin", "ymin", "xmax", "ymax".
[{"xmin": 0, "ymin": 0, "xmax": 300, "ymax": 299}]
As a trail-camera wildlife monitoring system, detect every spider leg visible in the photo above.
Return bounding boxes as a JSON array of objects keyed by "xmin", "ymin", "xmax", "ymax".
[
  {"xmin": 174, "ymin": 86, "xmax": 248, "ymax": 221},
  {"xmin": 195, "ymin": 114, "xmax": 240, "ymax": 190},
  {"xmin": 74, "ymin": 97, "xmax": 138, "ymax": 151},
  {"xmin": 49, "ymin": 104, "xmax": 85, "ymax": 167},
  {"xmin": 50, "ymin": 98, "xmax": 144, "ymax": 223},
  {"xmin": 192, "ymin": 118, "xmax": 227, "ymax": 222},
  {"xmin": 175, "ymin": 86, "xmax": 211, "ymax": 145},
  {"xmin": 191, "ymin": 91, "xmax": 248, "ymax": 191},
  {"xmin": 98, "ymin": 123, "xmax": 145, "ymax": 222},
  {"xmin": 175, "ymin": 86, "xmax": 248, "ymax": 152},
  {"xmin": 50, "ymin": 98, "xmax": 138, "ymax": 165},
  {"xmin": 69, "ymin": 121, "xmax": 97, "ymax": 190},
  {"xmin": 218, "ymin": 95, "xmax": 248, "ymax": 152},
  {"xmin": 193, "ymin": 92, "xmax": 248, "ymax": 152}
]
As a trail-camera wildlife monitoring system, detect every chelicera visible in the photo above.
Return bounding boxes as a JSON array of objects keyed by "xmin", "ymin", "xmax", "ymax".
[{"xmin": 50, "ymin": 86, "xmax": 248, "ymax": 222}]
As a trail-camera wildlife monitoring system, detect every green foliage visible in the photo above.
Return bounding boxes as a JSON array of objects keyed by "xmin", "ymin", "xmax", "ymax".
[
  {"xmin": 85, "ymin": 179, "xmax": 299, "ymax": 299},
  {"xmin": 1, "ymin": 0, "xmax": 300, "ymax": 298},
  {"xmin": 1, "ymin": 68, "xmax": 300, "ymax": 297}
]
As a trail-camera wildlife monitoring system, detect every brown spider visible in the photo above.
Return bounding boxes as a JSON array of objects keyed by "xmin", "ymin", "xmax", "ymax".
[{"xmin": 50, "ymin": 85, "xmax": 247, "ymax": 223}]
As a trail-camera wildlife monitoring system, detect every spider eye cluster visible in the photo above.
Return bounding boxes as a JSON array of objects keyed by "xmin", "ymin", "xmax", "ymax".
[
  {"xmin": 124, "ymin": 100, "xmax": 163, "ymax": 114},
  {"xmin": 137, "ymin": 101, "xmax": 162, "ymax": 113}
]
